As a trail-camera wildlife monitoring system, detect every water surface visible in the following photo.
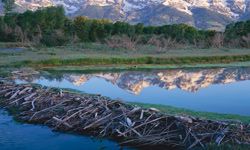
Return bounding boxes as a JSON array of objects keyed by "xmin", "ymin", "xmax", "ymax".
[
  {"xmin": 0, "ymin": 110, "xmax": 132, "ymax": 150},
  {"xmin": 0, "ymin": 47, "xmax": 24, "ymax": 52},
  {"xmin": 16, "ymin": 67, "xmax": 250, "ymax": 116}
]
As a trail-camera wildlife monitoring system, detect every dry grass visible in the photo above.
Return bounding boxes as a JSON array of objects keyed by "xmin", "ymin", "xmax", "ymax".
[
  {"xmin": 1, "ymin": 42, "xmax": 250, "ymax": 68},
  {"xmin": 105, "ymin": 35, "xmax": 138, "ymax": 50}
]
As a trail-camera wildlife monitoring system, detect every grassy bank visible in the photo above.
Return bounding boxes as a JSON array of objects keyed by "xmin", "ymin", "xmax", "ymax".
[
  {"xmin": 42, "ymin": 61, "xmax": 250, "ymax": 74},
  {"xmin": 1, "ymin": 42, "xmax": 250, "ymax": 69},
  {"xmin": 4, "ymin": 54, "xmax": 250, "ymax": 71},
  {"xmin": 20, "ymin": 55, "xmax": 250, "ymax": 66},
  {"xmin": 130, "ymin": 102, "xmax": 250, "ymax": 123}
]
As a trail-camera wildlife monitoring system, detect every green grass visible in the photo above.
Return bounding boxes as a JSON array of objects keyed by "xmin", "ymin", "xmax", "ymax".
[
  {"xmin": 0, "ymin": 68, "xmax": 12, "ymax": 77},
  {"xmin": 1, "ymin": 42, "xmax": 250, "ymax": 69},
  {"xmin": 4, "ymin": 55, "xmax": 250, "ymax": 71},
  {"xmin": 130, "ymin": 102, "xmax": 250, "ymax": 123},
  {"xmin": 42, "ymin": 61, "xmax": 250, "ymax": 74}
]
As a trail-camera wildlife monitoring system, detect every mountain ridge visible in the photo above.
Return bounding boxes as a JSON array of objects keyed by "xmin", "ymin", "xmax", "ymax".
[{"xmin": 1, "ymin": 0, "xmax": 250, "ymax": 30}]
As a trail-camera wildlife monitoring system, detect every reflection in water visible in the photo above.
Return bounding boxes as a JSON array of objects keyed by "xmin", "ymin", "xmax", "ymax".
[
  {"xmin": 62, "ymin": 67, "xmax": 250, "ymax": 93},
  {"xmin": 16, "ymin": 67, "xmax": 250, "ymax": 115}
]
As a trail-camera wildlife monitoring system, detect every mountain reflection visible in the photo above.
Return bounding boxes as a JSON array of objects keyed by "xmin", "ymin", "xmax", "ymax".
[
  {"xmin": 60, "ymin": 67, "xmax": 250, "ymax": 94},
  {"xmin": 16, "ymin": 67, "xmax": 250, "ymax": 94}
]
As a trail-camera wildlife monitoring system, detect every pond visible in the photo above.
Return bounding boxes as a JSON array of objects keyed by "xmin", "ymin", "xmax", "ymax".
[
  {"xmin": 0, "ymin": 110, "xmax": 132, "ymax": 150},
  {"xmin": 16, "ymin": 67, "xmax": 250, "ymax": 116}
]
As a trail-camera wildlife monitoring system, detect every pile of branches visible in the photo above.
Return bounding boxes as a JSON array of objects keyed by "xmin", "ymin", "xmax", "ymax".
[{"xmin": 0, "ymin": 79, "xmax": 250, "ymax": 149}]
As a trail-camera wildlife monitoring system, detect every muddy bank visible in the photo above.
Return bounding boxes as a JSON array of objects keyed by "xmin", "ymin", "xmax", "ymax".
[{"xmin": 0, "ymin": 79, "xmax": 250, "ymax": 149}]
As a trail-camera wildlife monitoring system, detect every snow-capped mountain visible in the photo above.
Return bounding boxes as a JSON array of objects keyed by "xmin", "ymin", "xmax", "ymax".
[{"xmin": 2, "ymin": 0, "xmax": 250, "ymax": 30}]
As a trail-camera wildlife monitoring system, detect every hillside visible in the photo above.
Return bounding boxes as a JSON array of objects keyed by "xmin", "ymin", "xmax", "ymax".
[{"xmin": 1, "ymin": 0, "xmax": 250, "ymax": 30}]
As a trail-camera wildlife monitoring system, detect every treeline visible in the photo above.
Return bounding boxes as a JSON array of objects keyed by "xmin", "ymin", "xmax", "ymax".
[
  {"xmin": 225, "ymin": 21, "xmax": 250, "ymax": 48},
  {"xmin": 0, "ymin": 6, "xmax": 250, "ymax": 48},
  {"xmin": 0, "ymin": 7, "xmax": 67, "ymax": 46}
]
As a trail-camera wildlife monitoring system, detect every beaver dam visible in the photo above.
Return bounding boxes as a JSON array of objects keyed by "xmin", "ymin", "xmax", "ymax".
[{"xmin": 0, "ymin": 78, "xmax": 250, "ymax": 149}]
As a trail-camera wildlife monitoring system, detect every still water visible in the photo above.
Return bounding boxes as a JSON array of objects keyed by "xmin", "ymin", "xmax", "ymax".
[
  {"xmin": 0, "ymin": 110, "xmax": 132, "ymax": 150},
  {"xmin": 16, "ymin": 67, "xmax": 250, "ymax": 116},
  {"xmin": 0, "ymin": 48, "xmax": 24, "ymax": 52}
]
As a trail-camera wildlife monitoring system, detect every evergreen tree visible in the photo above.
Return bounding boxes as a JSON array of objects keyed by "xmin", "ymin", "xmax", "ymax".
[{"xmin": 2, "ymin": 0, "xmax": 15, "ymax": 14}]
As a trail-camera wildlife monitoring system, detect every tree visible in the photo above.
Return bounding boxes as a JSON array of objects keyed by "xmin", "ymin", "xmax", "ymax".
[
  {"xmin": 2, "ymin": 0, "xmax": 15, "ymax": 14},
  {"xmin": 73, "ymin": 16, "xmax": 92, "ymax": 42},
  {"xmin": 210, "ymin": 33, "xmax": 224, "ymax": 48},
  {"xmin": 135, "ymin": 23, "xmax": 144, "ymax": 34}
]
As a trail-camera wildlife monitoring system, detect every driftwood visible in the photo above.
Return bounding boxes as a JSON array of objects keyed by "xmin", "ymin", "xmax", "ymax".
[{"xmin": 0, "ymin": 79, "xmax": 250, "ymax": 149}]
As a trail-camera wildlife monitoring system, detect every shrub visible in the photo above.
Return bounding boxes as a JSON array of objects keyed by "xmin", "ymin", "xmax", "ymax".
[
  {"xmin": 41, "ymin": 30, "xmax": 69, "ymax": 46},
  {"xmin": 242, "ymin": 33, "xmax": 250, "ymax": 48},
  {"xmin": 105, "ymin": 35, "xmax": 138, "ymax": 50},
  {"xmin": 210, "ymin": 33, "xmax": 224, "ymax": 48}
]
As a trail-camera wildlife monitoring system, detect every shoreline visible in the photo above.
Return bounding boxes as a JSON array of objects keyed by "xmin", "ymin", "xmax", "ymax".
[
  {"xmin": 41, "ymin": 62, "xmax": 250, "ymax": 74},
  {"xmin": 6, "ymin": 55, "xmax": 250, "ymax": 68}
]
